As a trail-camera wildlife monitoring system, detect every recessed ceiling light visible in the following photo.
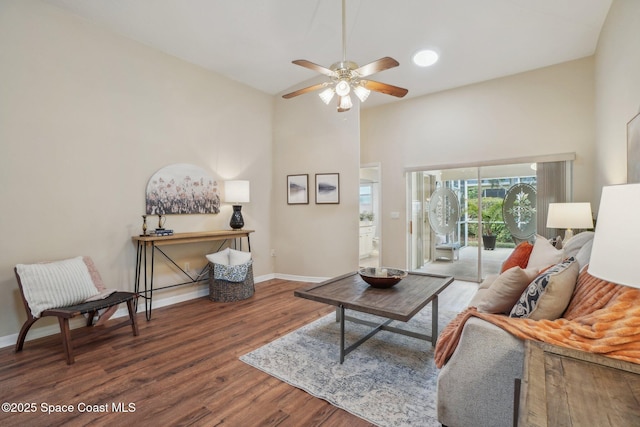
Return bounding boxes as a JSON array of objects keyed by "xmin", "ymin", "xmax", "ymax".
[{"xmin": 412, "ymin": 49, "xmax": 439, "ymax": 67}]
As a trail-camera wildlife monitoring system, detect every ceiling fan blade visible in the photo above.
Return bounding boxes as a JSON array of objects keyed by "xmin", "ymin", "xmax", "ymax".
[
  {"xmin": 292, "ymin": 60, "xmax": 335, "ymax": 77},
  {"xmin": 282, "ymin": 83, "xmax": 327, "ymax": 99},
  {"xmin": 354, "ymin": 57, "xmax": 399, "ymax": 77},
  {"xmin": 361, "ymin": 80, "xmax": 408, "ymax": 98}
]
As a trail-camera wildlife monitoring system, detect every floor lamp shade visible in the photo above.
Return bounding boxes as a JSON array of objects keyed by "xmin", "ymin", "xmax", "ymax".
[
  {"xmin": 546, "ymin": 202, "xmax": 593, "ymax": 240},
  {"xmin": 225, "ymin": 180, "xmax": 250, "ymax": 229},
  {"xmin": 588, "ymin": 184, "xmax": 640, "ymax": 289}
]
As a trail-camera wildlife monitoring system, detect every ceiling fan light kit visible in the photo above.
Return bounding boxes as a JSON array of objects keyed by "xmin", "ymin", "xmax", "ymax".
[
  {"xmin": 353, "ymin": 85, "xmax": 370, "ymax": 102},
  {"xmin": 283, "ymin": 0, "xmax": 408, "ymax": 112},
  {"xmin": 319, "ymin": 87, "xmax": 335, "ymax": 105}
]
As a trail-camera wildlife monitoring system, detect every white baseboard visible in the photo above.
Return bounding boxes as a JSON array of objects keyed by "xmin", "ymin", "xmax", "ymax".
[
  {"xmin": 0, "ymin": 273, "xmax": 326, "ymax": 350},
  {"xmin": 273, "ymin": 273, "xmax": 328, "ymax": 283}
]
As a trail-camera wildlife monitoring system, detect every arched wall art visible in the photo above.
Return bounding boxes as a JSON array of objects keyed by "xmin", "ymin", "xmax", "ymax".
[{"xmin": 146, "ymin": 163, "xmax": 220, "ymax": 215}]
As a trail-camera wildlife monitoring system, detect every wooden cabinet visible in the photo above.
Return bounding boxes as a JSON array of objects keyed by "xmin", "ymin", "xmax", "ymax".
[{"xmin": 359, "ymin": 225, "xmax": 375, "ymax": 259}]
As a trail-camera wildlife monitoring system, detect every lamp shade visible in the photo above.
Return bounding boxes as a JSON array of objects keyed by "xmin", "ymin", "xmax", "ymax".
[
  {"xmin": 546, "ymin": 203, "xmax": 594, "ymax": 229},
  {"xmin": 588, "ymin": 184, "xmax": 640, "ymax": 289},
  {"xmin": 224, "ymin": 180, "xmax": 250, "ymax": 204}
]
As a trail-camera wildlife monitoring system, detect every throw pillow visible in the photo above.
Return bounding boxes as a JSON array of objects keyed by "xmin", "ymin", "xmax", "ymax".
[
  {"xmin": 16, "ymin": 256, "xmax": 100, "ymax": 318},
  {"xmin": 478, "ymin": 274, "xmax": 499, "ymax": 290},
  {"xmin": 468, "ymin": 288, "xmax": 489, "ymax": 308},
  {"xmin": 575, "ymin": 239, "xmax": 593, "ymax": 272},
  {"xmin": 475, "ymin": 267, "xmax": 540, "ymax": 314},
  {"xmin": 563, "ymin": 231, "xmax": 595, "ymax": 260},
  {"xmin": 509, "ymin": 257, "xmax": 579, "ymax": 320},
  {"xmin": 554, "ymin": 236, "xmax": 563, "ymax": 249},
  {"xmin": 206, "ymin": 247, "xmax": 231, "ymax": 265},
  {"xmin": 527, "ymin": 234, "xmax": 564, "ymax": 270},
  {"xmin": 82, "ymin": 256, "xmax": 106, "ymax": 291},
  {"xmin": 229, "ymin": 249, "xmax": 252, "ymax": 265},
  {"xmin": 500, "ymin": 241, "xmax": 534, "ymax": 273}
]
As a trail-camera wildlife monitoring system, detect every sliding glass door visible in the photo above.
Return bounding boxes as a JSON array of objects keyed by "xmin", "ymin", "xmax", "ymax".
[{"xmin": 409, "ymin": 162, "xmax": 539, "ymax": 282}]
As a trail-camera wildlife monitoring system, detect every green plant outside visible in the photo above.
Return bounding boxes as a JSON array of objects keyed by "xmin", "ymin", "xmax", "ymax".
[
  {"xmin": 465, "ymin": 196, "xmax": 511, "ymax": 243},
  {"xmin": 359, "ymin": 211, "xmax": 374, "ymax": 221}
]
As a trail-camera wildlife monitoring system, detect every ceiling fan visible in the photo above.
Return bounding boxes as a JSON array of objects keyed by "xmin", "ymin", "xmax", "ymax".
[{"xmin": 282, "ymin": 0, "xmax": 408, "ymax": 112}]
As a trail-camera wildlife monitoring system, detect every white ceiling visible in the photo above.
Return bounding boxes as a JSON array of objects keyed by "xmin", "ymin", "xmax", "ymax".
[{"xmin": 41, "ymin": 0, "xmax": 612, "ymax": 109}]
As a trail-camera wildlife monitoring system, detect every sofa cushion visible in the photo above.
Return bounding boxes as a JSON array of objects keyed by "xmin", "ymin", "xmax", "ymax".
[
  {"xmin": 474, "ymin": 267, "xmax": 541, "ymax": 314},
  {"xmin": 509, "ymin": 257, "xmax": 579, "ymax": 320},
  {"xmin": 527, "ymin": 234, "xmax": 564, "ymax": 270},
  {"xmin": 500, "ymin": 241, "xmax": 533, "ymax": 273}
]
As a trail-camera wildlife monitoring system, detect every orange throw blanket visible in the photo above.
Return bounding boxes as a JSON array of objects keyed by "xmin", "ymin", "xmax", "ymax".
[{"xmin": 435, "ymin": 269, "xmax": 640, "ymax": 368}]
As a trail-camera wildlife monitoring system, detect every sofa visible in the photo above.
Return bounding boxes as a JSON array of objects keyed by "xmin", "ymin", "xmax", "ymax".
[{"xmin": 434, "ymin": 231, "xmax": 639, "ymax": 427}]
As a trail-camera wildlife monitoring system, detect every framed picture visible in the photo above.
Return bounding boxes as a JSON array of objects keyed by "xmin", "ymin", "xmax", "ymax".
[
  {"xmin": 146, "ymin": 163, "xmax": 220, "ymax": 215},
  {"xmin": 628, "ymin": 112, "xmax": 640, "ymax": 183},
  {"xmin": 315, "ymin": 173, "xmax": 340, "ymax": 204},
  {"xmin": 287, "ymin": 174, "xmax": 309, "ymax": 204}
]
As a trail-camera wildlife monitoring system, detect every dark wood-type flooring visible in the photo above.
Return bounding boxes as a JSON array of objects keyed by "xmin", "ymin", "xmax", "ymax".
[{"xmin": 0, "ymin": 278, "xmax": 475, "ymax": 427}]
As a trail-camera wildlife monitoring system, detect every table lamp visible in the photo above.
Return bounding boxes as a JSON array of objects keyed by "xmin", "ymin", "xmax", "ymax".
[
  {"xmin": 588, "ymin": 183, "xmax": 640, "ymax": 289},
  {"xmin": 546, "ymin": 202, "xmax": 594, "ymax": 241},
  {"xmin": 224, "ymin": 180, "xmax": 250, "ymax": 229}
]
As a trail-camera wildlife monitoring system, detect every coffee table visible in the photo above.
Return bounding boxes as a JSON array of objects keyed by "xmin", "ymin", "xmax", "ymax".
[{"xmin": 294, "ymin": 271, "xmax": 454, "ymax": 363}]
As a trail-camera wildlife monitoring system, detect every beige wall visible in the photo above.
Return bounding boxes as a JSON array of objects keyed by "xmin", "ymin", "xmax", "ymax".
[
  {"xmin": 272, "ymin": 92, "xmax": 360, "ymax": 278},
  {"xmin": 361, "ymin": 58, "xmax": 596, "ymax": 268},
  {"xmin": 0, "ymin": 1, "xmax": 273, "ymax": 339},
  {"xmin": 1, "ymin": 0, "xmax": 635, "ymax": 345},
  {"xmin": 594, "ymin": 0, "xmax": 640, "ymax": 202}
]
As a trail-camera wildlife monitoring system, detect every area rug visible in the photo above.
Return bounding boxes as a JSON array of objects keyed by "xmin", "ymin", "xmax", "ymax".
[{"xmin": 240, "ymin": 306, "xmax": 457, "ymax": 427}]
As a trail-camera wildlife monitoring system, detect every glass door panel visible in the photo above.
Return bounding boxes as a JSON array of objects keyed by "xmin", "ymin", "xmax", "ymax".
[
  {"xmin": 478, "ymin": 164, "xmax": 537, "ymax": 277},
  {"xmin": 409, "ymin": 162, "xmax": 538, "ymax": 282}
]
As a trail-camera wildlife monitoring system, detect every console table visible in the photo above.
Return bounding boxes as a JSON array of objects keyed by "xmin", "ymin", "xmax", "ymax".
[
  {"xmin": 132, "ymin": 230, "xmax": 253, "ymax": 320},
  {"xmin": 517, "ymin": 340, "xmax": 640, "ymax": 426}
]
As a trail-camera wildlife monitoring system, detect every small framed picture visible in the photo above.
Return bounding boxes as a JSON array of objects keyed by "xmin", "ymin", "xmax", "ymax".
[
  {"xmin": 287, "ymin": 174, "xmax": 309, "ymax": 204},
  {"xmin": 315, "ymin": 173, "xmax": 340, "ymax": 204}
]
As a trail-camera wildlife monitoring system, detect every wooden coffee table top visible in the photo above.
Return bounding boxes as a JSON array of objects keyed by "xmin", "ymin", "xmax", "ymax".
[{"xmin": 294, "ymin": 271, "xmax": 454, "ymax": 322}]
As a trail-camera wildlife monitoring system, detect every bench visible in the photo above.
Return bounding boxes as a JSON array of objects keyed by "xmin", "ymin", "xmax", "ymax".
[
  {"xmin": 435, "ymin": 242, "xmax": 461, "ymax": 262},
  {"xmin": 14, "ymin": 256, "xmax": 139, "ymax": 364}
]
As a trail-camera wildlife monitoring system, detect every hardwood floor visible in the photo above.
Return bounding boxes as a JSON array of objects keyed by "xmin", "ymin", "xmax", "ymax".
[{"xmin": 0, "ymin": 278, "xmax": 475, "ymax": 427}]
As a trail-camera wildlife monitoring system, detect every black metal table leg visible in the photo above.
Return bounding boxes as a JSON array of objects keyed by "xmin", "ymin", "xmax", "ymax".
[{"xmin": 339, "ymin": 305, "xmax": 345, "ymax": 364}]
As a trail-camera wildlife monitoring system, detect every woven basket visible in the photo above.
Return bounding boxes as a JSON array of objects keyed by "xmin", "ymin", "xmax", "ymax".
[{"xmin": 208, "ymin": 262, "xmax": 255, "ymax": 302}]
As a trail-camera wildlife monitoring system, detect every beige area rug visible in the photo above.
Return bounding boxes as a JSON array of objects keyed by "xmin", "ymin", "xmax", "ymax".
[{"xmin": 240, "ymin": 306, "xmax": 457, "ymax": 427}]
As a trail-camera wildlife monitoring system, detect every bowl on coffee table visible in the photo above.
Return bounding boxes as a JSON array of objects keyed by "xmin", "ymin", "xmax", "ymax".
[{"xmin": 358, "ymin": 267, "xmax": 408, "ymax": 288}]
